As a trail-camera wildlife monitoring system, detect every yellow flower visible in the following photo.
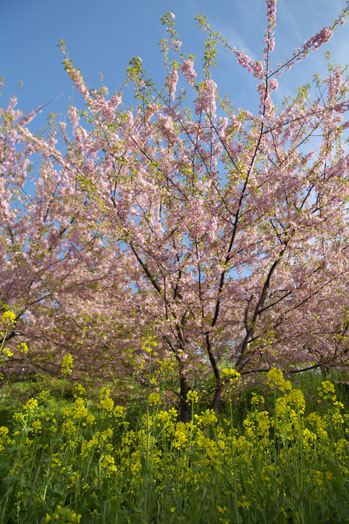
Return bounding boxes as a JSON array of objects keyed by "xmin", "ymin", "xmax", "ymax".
[
  {"xmin": 73, "ymin": 397, "xmax": 88, "ymax": 419},
  {"xmin": 238, "ymin": 495, "xmax": 251, "ymax": 509},
  {"xmin": 302, "ymin": 428, "xmax": 317, "ymax": 451},
  {"xmin": 187, "ymin": 390, "xmax": 199, "ymax": 404},
  {"xmin": 25, "ymin": 398, "xmax": 38, "ymax": 411},
  {"xmin": 61, "ymin": 419, "xmax": 78, "ymax": 439},
  {"xmin": 287, "ymin": 388, "xmax": 306, "ymax": 414},
  {"xmin": 68, "ymin": 471, "xmax": 80, "ymax": 489},
  {"xmin": 2, "ymin": 348, "xmax": 13, "ymax": 358},
  {"xmin": 86, "ymin": 414, "xmax": 96, "ymax": 425},
  {"xmin": 251, "ymin": 393, "xmax": 264, "ymax": 408},
  {"xmin": 148, "ymin": 392, "xmax": 160, "ymax": 406},
  {"xmin": 1, "ymin": 310, "xmax": 16, "ymax": 325},
  {"xmin": 101, "ymin": 397, "xmax": 114, "ymax": 413},
  {"xmin": 61, "ymin": 354, "xmax": 74, "ymax": 375},
  {"xmin": 267, "ymin": 368, "xmax": 292, "ymax": 393},
  {"xmin": 173, "ymin": 422, "xmax": 189, "ymax": 449},
  {"xmin": 222, "ymin": 367, "xmax": 241, "ymax": 380},
  {"xmin": 332, "ymin": 412, "xmax": 344, "ymax": 426},
  {"xmin": 49, "ymin": 506, "xmax": 81, "ymax": 523},
  {"xmin": 73, "ymin": 383, "xmax": 86, "ymax": 397},
  {"xmin": 39, "ymin": 389, "xmax": 50, "ymax": 401},
  {"xmin": 17, "ymin": 342, "xmax": 28, "ymax": 354},
  {"xmin": 113, "ymin": 405, "xmax": 126, "ymax": 419},
  {"xmin": 99, "ymin": 387, "xmax": 111, "ymax": 399},
  {"xmin": 195, "ymin": 409, "xmax": 217, "ymax": 426},
  {"xmin": 0, "ymin": 426, "xmax": 11, "ymax": 452},
  {"xmin": 100, "ymin": 454, "xmax": 117, "ymax": 478},
  {"xmin": 318, "ymin": 381, "xmax": 337, "ymax": 402},
  {"xmin": 141, "ymin": 335, "xmax": 158, "ymax": 353},
  {"xmin": 32, "ymin": 419, "xmax": 42, "ymax": 433},
  {"xmin": 51, "ymin": 456, "xmax": 62, "ymax": 469}
]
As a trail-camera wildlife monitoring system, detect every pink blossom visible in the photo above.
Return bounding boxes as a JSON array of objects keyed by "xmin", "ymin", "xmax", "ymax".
[
  {"xmin": 181, "ymin": 59, "xmax": 197, "ymax": 85},
  {"xmin": 269, "ymin": 78, "xmax": 278, "ymax": 90},
  {"xmin": 252, "ymin": 61, "xmax": 265, "ymax": 80},
  {"xmin": 166, "ymin": 69, "xmax": 179, "ymax": 102},
  {"xmin": 68, "ymin": 66, "xmax": 90, "ymax": 102},
  {"xmin": 110, "ymin": 94, "xmax": 122, "ymax": 109},
  {"xmin": 257, "ymin": 83, "xmax": 266, "ymax": 96},
  {"xmin": 68, "ymin": 106, "xmax": 79, "ymax": 128},
  {"xmin": 195, "ymin": 79, "xmax": 217, "ymax": 116},
  {"xmin": 207, "ymin": 216, "xmax": 217, "ymax": 242},
  {"xmin": 18, "ymin": 111, "xmax": 36, "ymax": 126},
  {"xmin": 304, "ymin": 27, "xmax": 333, "ymax": 51},
  {"xmin": 235, "ymin": 50, "xmax": 253, "ymax": 70},
  {"xmin": 169, "ymin": 40, "xmax": 182, "ymax": 50},
  {"xmin": 266, "ymin": 0, "xmax": 277, "ymax": 24},
  {"xmin": 327, "ymin": 67, "xmax": 342, "ymax": 101},
  {"xmin": 157, "ymin": 114, "xmax": 177, "ymax": 144}
]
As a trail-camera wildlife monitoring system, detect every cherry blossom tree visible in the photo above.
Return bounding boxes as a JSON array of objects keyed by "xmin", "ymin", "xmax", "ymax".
[{"xmin": 1, "ymin": 0, "xmax": 349, "ymax": 420}]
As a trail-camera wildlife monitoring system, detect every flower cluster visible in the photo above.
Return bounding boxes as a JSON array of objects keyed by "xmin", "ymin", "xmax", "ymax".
[
  {"xmin": 165, "ymin": 69, "xmax": 179, "ymax": 102},
  {"xmin": 181, "ymin": 59, "xmax": 197, "ymax": 85},
  {"xmin": 45, "ymin": 505, "xmax": 81, "ymax": 523},
  {"xmin": 0, "ymin": 310, "xmax": 18, "ymax": 364},
  {"xmin": 266, "ymin": 368, "xmax": 292, "ymax": 393},
  {"xmin": 187, "ymin": 390, "xmax": 199, "ymax": 404},
  {"xmin": 304, "ymin": 27, "xmax": 333, "ymax": 51},
  {"xmin": 1, "ymin": 310, "xmax": 16, "ymax": 326},
  {"xmin": 266, "ymin": 0, "xmax": 277, "ymax": 30},
  {"xmin": 61, "ymin": 354, "xmax": 74, "ymax": 376},
  {"xmin": 195, "ymin": 79, "xmax": 217, "ymax": 116}
]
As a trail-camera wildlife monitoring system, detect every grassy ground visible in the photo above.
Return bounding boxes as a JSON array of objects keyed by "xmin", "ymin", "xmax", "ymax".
[{"xmin": 0, "ymin": 367, "xmax": 348, "ymax": 523}]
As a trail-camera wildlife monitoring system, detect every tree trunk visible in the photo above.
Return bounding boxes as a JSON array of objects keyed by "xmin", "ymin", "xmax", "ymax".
[
  {"xmin": 210, "ymin": 385, "xmax": 222, "ymax": 413},
  {"xmin": 179, "ymin": 374, "xmax": 192, "ymax": 423}
]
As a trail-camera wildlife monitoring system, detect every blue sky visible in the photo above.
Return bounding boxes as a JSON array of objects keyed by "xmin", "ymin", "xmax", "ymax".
[{"xmin": 1, "ymin": 0, "xmax": 348, "ymax": 122}]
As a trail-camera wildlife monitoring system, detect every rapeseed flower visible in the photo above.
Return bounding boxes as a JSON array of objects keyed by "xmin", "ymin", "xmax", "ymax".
[
  {"xmin": 0, "ymin": 426, "xmax": 11, "ymax": 452},
  {"xmin": 61, "ymin": 354, "xmax": 74, "ymax": 375},
  {"xmin": 187, "ymin": 390, "xmax": 199, "ymax": 404},
  {"xmin": 1, "ymin": 310, "xmax": 16, "ymax": 325},
  {"xmin": 267, "ymin": 368, "xmax": 292, "ymax": 393}
]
